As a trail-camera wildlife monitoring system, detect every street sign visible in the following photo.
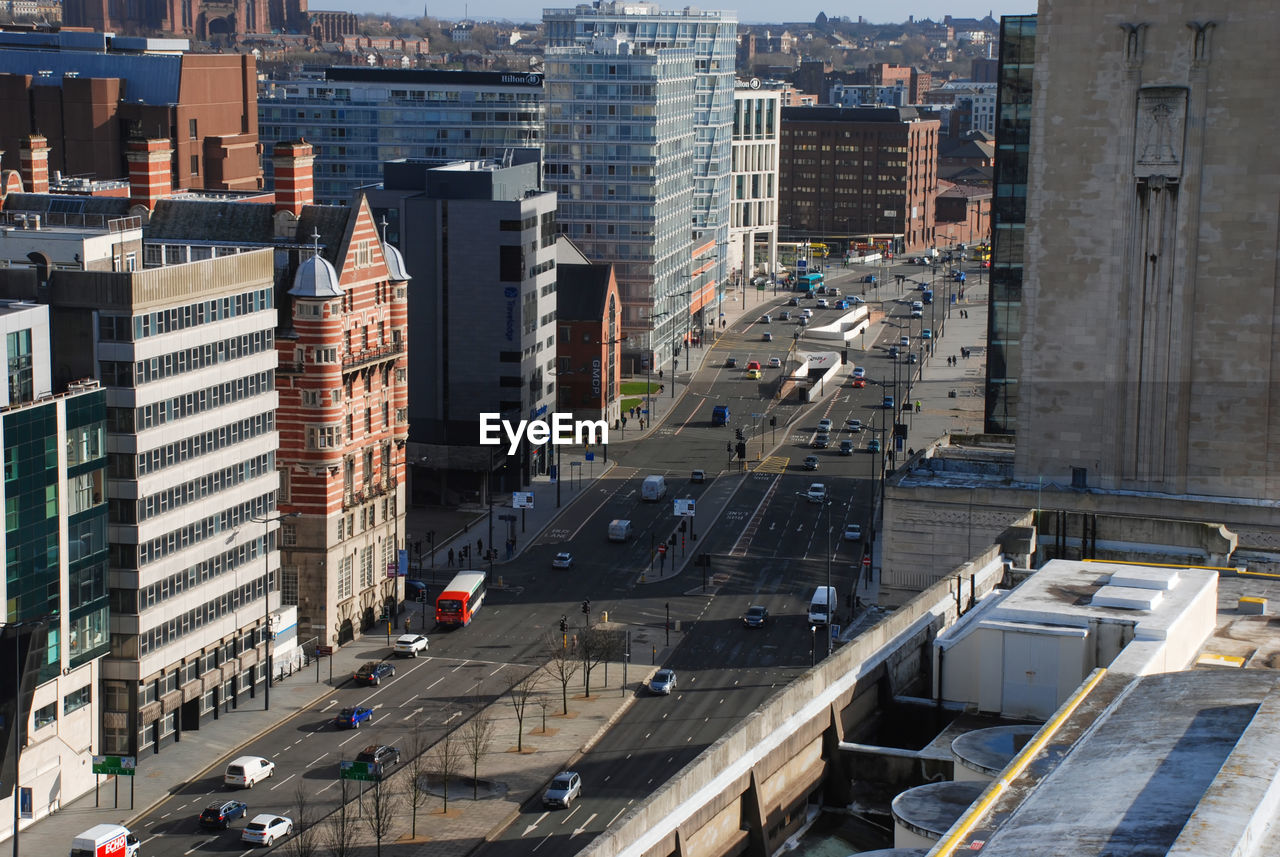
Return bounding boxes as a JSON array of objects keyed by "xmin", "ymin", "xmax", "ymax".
[
  {"xmin": 92, "ymin": 755, "xmax": 136, "ymax": 777},
  {"xmin": 498, "ymin": 514, "xmax": 517, "ymax": 522},
  {"xmin": 316, "ymin": 645, "xmax": 334, "ymax": 656},
  {"xmin": 513, "ymin": 491, "xmax": 534, "ymax": 509},
  {"xmin": 673, "ymin": 498, "xmax": 695, "ymax": 517},
  {"xmin": 339, "ymin": 760, "xmax": 383, "ymax": 782},
  {"xmin": 585, "ymin": 452, "xmax": 595, "ymax": 461},
  {"xmin": 862, "ymin": 556, "xmax": 872, "ymax": 568}
]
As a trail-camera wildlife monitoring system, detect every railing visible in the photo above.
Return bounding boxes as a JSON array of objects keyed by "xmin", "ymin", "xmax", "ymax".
[
  {"xmin": 342, "ymin": 342, "xmax": 404, "ymax": 373},
  {"xmin": 343, "ymin": 476, "xmax": 396, "ymax": 510}
]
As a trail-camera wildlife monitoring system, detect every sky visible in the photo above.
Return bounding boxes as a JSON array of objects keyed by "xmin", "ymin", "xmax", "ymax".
[{"xmin": 307, "ymin": 1, "xmax": 1036, "ymax": 27}]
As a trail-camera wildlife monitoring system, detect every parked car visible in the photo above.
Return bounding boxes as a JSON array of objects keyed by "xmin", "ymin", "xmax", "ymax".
[
  {"xmin": 552, "ymin": 551, "xmax": 575, "ymax": 569},
  {"xmin": 224, "ymin": 756, "xmax": 275, "ymax": 789},
  {"xmin": 742, "ymin": 605, "xmax": 769, "ymax": 628},
  {"xmin": 393, "ymin": 634, "xmax": 429, "ymax": 657},
  {"xmin": 649, "ymin": 669, "xmax": 678, "ymax": 695},
  {"xmin": 241, "ymin": 814, "xmax": 293, "ymax": 847},
  {"xmin": 543, "ymin": 771, "xmax": 583, "ymax": 809},
  {"xmin": 844, "ymin": 523, "xmax": 863, "ymax": 541},
  {"xmin": 803, "ymin": 455, "xmax": 819, "ymax": 471},
  {"xmin": 334, "ymin": 706, "xmax": 373, "ymax": 729},
  {"xmin": 691, "ymin": 469, "xmax": 706, "ymax": 483},
  {"xmin": 200, "ymin": 799, "xmax": 249, "ymax": 829},
  {"xmin": 353, "ymin": 661, "xmax": 395, "ymax": 686},
  {"xmin": 355, "ymin": 744, "xmax": 402, "ymax": 769}
]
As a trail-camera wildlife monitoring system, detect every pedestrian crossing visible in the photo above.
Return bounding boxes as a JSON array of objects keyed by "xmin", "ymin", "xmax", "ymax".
[{"xmin": 752, "ymin": 456, "xmax": 789, "ymax": 474}]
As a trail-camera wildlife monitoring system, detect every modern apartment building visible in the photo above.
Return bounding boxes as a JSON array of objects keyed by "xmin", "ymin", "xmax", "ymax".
[
  {"xmin": 543, "ymin": 1, "xmax": 736, "ymax": 370},
  {"xmin": 258, "ymin": 67, "xmax": 545, "ymax": 205},
  {"xmin": 367, "ymin": 156, "xmax": 557, "ymax": 497},
  {"xmin": 730, "ymin": 81, "xmax": 780, "ymax": 288},
  {"xmin": 0, "ymin": 30, "xmax": 260, "ymax": 191},
  {"xmin": 0, "ymin": 302, "xmax": 108, "ymax": 836},
  {"xmin": 779, "ymin": 106, "xmax": 939, "ymax": 252}
]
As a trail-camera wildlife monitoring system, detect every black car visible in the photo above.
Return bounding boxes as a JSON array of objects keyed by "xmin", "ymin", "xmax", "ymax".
[
  {"xmin": 742, "ymin": 605, "xmax": 769, "ymax": 628},
  {"xmin": 787, "ymin": 297, "xmax": 799, "ymax": 306},
  {"xmin": 200, "ymin": 799, "xmax": 249, "ymax": 829},
  {"xmin": 355, "ymin": 744, "xmax": 402, "ymax": 769},
  {"xmin": 353, "ymin": 661, "xmax": 396, "ymax": 686}
]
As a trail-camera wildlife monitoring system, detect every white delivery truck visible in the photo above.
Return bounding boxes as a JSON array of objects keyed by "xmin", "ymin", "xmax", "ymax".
[
  {"xmin": 608, "ymin": 519, "xmax": 633, "ymax": 542},
  {"xmin": 807, "ymin": 586, "xmax": 838, "ymax": 625},
  {"xmin": 70, "ymin": 824, "xmax": 140, "ymax": 857},
  {"xmin": 640, "ymin": 475, "xmax": 667, "ymax": 501}
]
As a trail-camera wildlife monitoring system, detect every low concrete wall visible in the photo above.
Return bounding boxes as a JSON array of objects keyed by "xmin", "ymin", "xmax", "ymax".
[{"xmin": 580, "ymin": 547, "xmax": 1008, "ymax": 857}]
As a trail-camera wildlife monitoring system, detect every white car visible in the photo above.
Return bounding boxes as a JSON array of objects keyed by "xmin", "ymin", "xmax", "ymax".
[
  {"xmin": 223, "ymin": 756, "xmax": 275, "ymax": 789},
  {"xmin": 552, "ymin": 552, "xmax": 574, "ymax": 569},
  {"xmin": 816, "ymin": 298, "xmax": 829, "ymax": 308},
  {"xmin": 846, "ymin": 418, "xmax": 863, "ymax": 433},
  {"xmin": 241, "ymin": 814, "xmax": 293, "ymax": 847},
  {"xmin": 806, "ymin": 483, "xmax": 828, "ymax": 503},
  {"xmin": 649, "ymin": 669, "xmax": 677, "ymax": 695},
  {"xmin": 844, "ymin": 523, "xmax": 863, "ymax": 541},
  {"xmin": 802, "ymin": 308, "xmax": 813, "ymax": 318},
  {"xmin": 394, "ymin": 634, "xmax": 429, "ymax": 657},
  {"xmin": 769, "ymin": 357, "xmax": 782, "ymax": 368},
  {"xmin": 852, "ymin": 366, "xmax": 866, "ymax": 378},
  {"xmin": 543, "ymin": 771, "xmax": 583, "ymax": 809},
  {"xmin": 817, "ymin": 418, "xmax": 833, "ymax": 433}
]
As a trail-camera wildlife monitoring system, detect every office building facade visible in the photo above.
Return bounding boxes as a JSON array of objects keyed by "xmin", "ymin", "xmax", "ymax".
[
  {"xmin": 543, "ymin": 2, "xmax": 736, "ymax": 369},
  {"xmin": 258, "ymin": 67, "xmax": 545, "ymax": 205},
  {"xmin": 730, "ymin": 82, "xmax": 780, "ymax": 289}
]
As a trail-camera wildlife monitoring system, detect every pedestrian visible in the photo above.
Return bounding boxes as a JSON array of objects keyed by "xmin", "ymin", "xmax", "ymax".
[
  {"xmin": 658, "ymin": 368, "xmax": 663, "ymax": 379},
  {"xmin": 447, "ymin": 547, "xmax": 455, "ymax": 567},
  {"xmin": 915, "ymin": 400, "xmax": 922, "ymax": 413}
]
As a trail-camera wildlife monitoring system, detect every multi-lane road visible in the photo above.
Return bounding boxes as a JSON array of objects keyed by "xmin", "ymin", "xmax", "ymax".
[{"xmin": 130, "ymin": 255, "xmax": 982, "ymax": 855}]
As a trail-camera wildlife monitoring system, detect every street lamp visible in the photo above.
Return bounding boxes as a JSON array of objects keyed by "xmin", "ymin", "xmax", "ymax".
[{"xmin": 250, "ymin": 510, "xmax": 301, "ymax": 711}]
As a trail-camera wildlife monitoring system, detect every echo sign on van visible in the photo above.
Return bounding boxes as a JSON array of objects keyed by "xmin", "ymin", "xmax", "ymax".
[{"xmin": 479, "ymin": 413, "xmax": 608, "ymax": 455}]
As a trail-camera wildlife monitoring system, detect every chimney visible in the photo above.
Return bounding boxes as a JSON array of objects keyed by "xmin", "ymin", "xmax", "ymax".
[
  {"xmin": 19, "ymin": 135, "xmax": 49, "ymax": 194},
  {"xmin": 126, "ymin": 138, "xmax": 173, "ymax": 210},
  {"xmin": 272, "ymin": 140, "xmax": 315, "ymax": 216}
]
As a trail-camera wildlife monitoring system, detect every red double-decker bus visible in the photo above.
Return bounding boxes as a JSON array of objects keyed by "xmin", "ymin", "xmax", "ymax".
[{"xmin": 435, "ymin": 571, "xmax": 487, "ymax": 626}]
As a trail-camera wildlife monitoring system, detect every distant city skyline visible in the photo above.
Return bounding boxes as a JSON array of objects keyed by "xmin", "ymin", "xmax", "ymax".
[{"xmin": 309, "ymin": 1, "xmax": 1033, "ymax": 26}]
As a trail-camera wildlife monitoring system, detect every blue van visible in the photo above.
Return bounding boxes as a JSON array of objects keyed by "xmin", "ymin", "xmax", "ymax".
[{"xmin": 711, "ymin": 405, "xmax": 731, "ymax": 426}]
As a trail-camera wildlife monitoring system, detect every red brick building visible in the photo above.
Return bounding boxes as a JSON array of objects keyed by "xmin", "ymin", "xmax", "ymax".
[
  {"xmin": 933, "ymin": 181, "xmax": 992, "ymax": 248},
  {"xmin": 66, "ymin": 0, "xmax": 308, "ymax": 39},
  {"xmin": 556, "ymin": 261, "xmax": 622, "ymax": 425},
  {"xmin": 779, "ymin": 106, "xmax": 939, "ymax": 252},
  {"xmin": 0, "ymin": 34, "xmax": 261, "ymax": 192}
]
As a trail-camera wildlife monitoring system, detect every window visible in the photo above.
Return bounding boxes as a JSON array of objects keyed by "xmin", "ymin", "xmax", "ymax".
[
  {"xmin": 64, "ymin": 685, "xmax": 92, "ymax": 714},
  {"xmin": 190, "ymin": 155, "xmax": 199, "ymax": 176},
  {"xmin": 499, "ymin": 246, "xmax": 522, "ymax": 282},
  {"xmin": 189, "ymin": 118, "xmax": 198, "ymax": 139},
  {"xmin": 33, "ymin": 702, "xmax": 56, "ymax": 730},
  {"xmin": 7, "ymin": 328, "xmax": 33, "ymax": 404}
]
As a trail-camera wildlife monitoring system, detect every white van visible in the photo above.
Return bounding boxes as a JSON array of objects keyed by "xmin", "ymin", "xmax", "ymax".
[
  {"xmin": 70, "ymin": 824, "xmax": 140, "ymax": 857},
  {"xmin": 608, "ymin": 519, "xmax": 633, "ymax": 542},
  {"xmin": 224, "ymin": 755, "xmax": 275, "ymax": 788},
  {"xmin": 641, "ymin": 475, "xmax": 667, "ymax": 501},
  {"xmin": 807, "ymin": 586, "xmax": 837, "ymax": 625}
]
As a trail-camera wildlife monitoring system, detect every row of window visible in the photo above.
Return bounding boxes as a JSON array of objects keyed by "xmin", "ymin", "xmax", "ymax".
[
  {"xmin": 31, "ymin": 685, "xmax": 91, "ymax": 732},
  {"xmin": 98, "ymin": 288, "xmax": 273, "ymax": 342},
  {"xmin": 123, "ymin": 534, "xmax": 269, "ymax": 615},
  {"xmin": 110, "ymin": 453, "xmax": 274, "ymax": 525},
  {"xmin": 121, "ymin": 411, "xmax": 275, "ymax": 480},
  {"xmin": 136, "ymin": 493, "xmax": 274, "ymax": 569},
  {"xmin": 131, "ymin": 572, "xmax": 270, "ymax": 659},
  {"xmin": 101, "ymin": 330, "xmax": 275, "ymax": 388},
  {"xmin": 108, "ymin": 371, "xmax": 274, "ymax": 434}
]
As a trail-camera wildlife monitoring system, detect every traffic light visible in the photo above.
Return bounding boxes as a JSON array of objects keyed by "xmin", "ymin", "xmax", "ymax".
[
  {"xmin": 581, "ymin": 600, "xmax": 590, "ymax": 615},
  {"xmin": 736, "ymin": 441, "xmax": 747, "ymax": 459},
  {"xmin": 559, "ymin": 616, "xmax": 568, "ymax": 633},
  {"xmin": 770, "ymin": 416, "xmax": 777, "ymax": 427},
  {"xmin": 668, "ymin": 534, "xmax": 677, "ymax": 545},
  {"xmin": 678, "ymin": 520, "xmax": 687, "ymax": 533},
  {"xmin": 735, "ymin": 427, "xmax": 745, "ymax": 441},
  {"xmin": 841, "ymin": 349, "xmax": 848, "ymax": 365}
]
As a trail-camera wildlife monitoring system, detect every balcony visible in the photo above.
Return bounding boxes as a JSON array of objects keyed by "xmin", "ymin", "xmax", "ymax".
[
  {"xmin": 343, "ymin": 476, "xmax": 396, "ymax": 510},
  {"xmin": 342, "ymin": 342, "xmax": 404, "ymax": 374}
]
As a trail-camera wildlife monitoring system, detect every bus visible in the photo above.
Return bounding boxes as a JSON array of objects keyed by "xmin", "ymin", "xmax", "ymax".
[
  {"xmin": 798, "ymin": 272, "xmax": 825, "ymax": 295},
  {"xmin": 435, "ymin": 571, "xmax": 487, "ymax": 626},
  {"xmin": 973, "ymin": 243, "xmax": 992, "ymax": 262},
  {"xmin": 810, "ymin": 242, "xmax": 830, "ymax": 258}
]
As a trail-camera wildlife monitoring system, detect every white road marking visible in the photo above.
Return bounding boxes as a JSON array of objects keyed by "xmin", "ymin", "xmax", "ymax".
[
  {"xmin": 522, "ymin": 811, "xmax": 550, "ymax": 836},
  {"xmin": 269, "ymin": 773, "xmax": 295, "ymax": 790},
  {"xmin": 559, "ymin": 805, "xmax": 582, "ymax": 825},
  {"xmin": 531, "ymin": 832, "xmax": 554, "ymax": 851},
  {"xmin": 572, "ymin": 813, "xmax": 598, "ymax": 837}
]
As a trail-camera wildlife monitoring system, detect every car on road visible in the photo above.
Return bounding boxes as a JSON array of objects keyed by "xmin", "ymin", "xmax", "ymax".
[
  {"xmin": 862, "ymin": 274, "xmax": 877, "ymax": 283},
  {"xmin": 883, "ymin": 395, "xmax": 895, "ymax": 409},
  {"xmin": 747, "ymin": 368, "xmax": 762, "ymax": 380},
  {"xmin": 726, "ymin": 356, "xmax": 737, "ymax": 368},
  {"xmin": 200, "ymin": 799, "xmax": 249, "ymax": 829},
  {"xmin": 763, "ymin": 332, "xmax": 773, "ymax": 341},
  {"xmin": 812, "ymin": 432, "xmax": 830, "ymax": 449},
  {"xmin": 846, "ymin": 418, "xmax": 863, "ymax": 432},
  {"xmin": 649, "ymin": 669, "xmax": 678, "ymax": 695},
  {"xmin": 852, "ymin": 366, "xmax": 866, "ymax": 378},
  {"xmin": 787, "ymin": 297, "xmax": 799, "ymax": 306},
  {"xmin": 543, "ymin": 771, "xmax": 583, "ymax": 809},
  {"xmin": 334, "ymin": 706, "xmax": 373, "ymax": 729},
  {"xmin": 802, "ymin": 308, "xmax": 813, "ymax": 318},
  {"xmin": 746, "ymin": 360, "xmax": 761, "ymax": 371},
  {"xmin": 691, "ymin": 469, "xmax": 706, "ymax": 483},
  {"xmin": 807, "ymin": 483, "xmax": 828, "ymax": 503},
  {"xmin": 769, "ymin": 357, "xmax": 782, "ymax": 368},
  {"xmin": 907, "ymin": 352, "xmax": 918, "ymax": 364},
  {"xmin": 393, "ymin": 634, "xmax": 429, "ymax": 657},
  {"xmin": 852, "ymin": 378, "xmax": 866, "ymax": 388},
  {"xmin": 899, "ymin": 336, "xmax": 910, "ymax": 347},
  {"xmin": 839, "ymin": 439, "xmax": 854, "ymax": 455},
  {"xmin": 834, "ymin": 300, "xmax": 848, "ymax": 309},
  {"xmin": 355, "ymin": 744, "xmax": 402, "ymax": 769},
  {"xmin": 241, "ymin": 814, "xmax": 292, "ymax": 847},
  {"xmin": 224, "ymin": 756, "xmax": 275, "ymax": 789},
  {"xmin": 868, "ymin": 438, "xmax": 882, "ymax": 453},
  {"xmin": 779, "ymin": 310, "xmax": 791, "ymax": 321},
  {"xmin": 353, "ymin": 661, "xmax": 395, "ymax": 686},
  {"xmin": 803, "ymin": 455, "xmax": 819, "ymax": 471},
  {"xmin": 844, "ymin": 523, "xmax": 863, "ymax": 541},
  {"xmin": 759, "ymin": 314, "xmax": 771, "ymax": 324},
  {"xmin": 921, "ymin": 328, "xmax": 933, "ymax": 339},
  {"xmin": 817, "ymin": 418, "xmax": 833, "ymax": 432},
  {"xmin": 848, "ymin": 295, "xmax": 866, "ymax": 305},
  {"xmin": 887, "ymin": 346, "xmax": 899, "ymax": 359},
  {"xmin": 816, "ymin": 298, "xmax": 828, "ymax": 308},
  {"xmin": 552, "ymin": 551, "xmax": 575, "ymax": 569},
  {"xmin": 742, "ymin": 605, "xmax": 769, "ymax": 628}
]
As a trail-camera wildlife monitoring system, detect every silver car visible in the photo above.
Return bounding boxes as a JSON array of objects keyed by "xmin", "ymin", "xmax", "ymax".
[
  {"xmin": 649, "ymin": 668, "xmax": 677, "ymax": 695},
  {"xmin": 543, "ymin": 771, "xmax": 582, "ymax": 808}
]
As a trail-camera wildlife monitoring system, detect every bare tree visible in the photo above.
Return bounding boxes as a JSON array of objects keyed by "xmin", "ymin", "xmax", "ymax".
[
  {"xmin": 580, "ymin": 627, "xmax": 626, "ymax": 697},
  {"xmin": 322, "ymin": 779, "xmax": 361, "ymax": 857},
  {"xmin": 282, "ymin": 782, "xmax": 321, "ymax": 857},
  {"xmin": 541, "ymin": 631, "xmax": 580, "ymax": 714},
  {"xmin": 362, "ymin": 778, "xmax": 402, "ymax": 857},
  {"xmin": 460, "ymin": 695, "xmax": 496, "ymax": 800},
  {"xmin": 430, "ymin": 727, "xmax": 463, "ymax": 813},
  {"xmin": 507, "ymin": 668, "xmax": 542, "ymax": 752},
  {"xmin": 402, "ymin": 718, "xmax": 433, "ymax": 838}
]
